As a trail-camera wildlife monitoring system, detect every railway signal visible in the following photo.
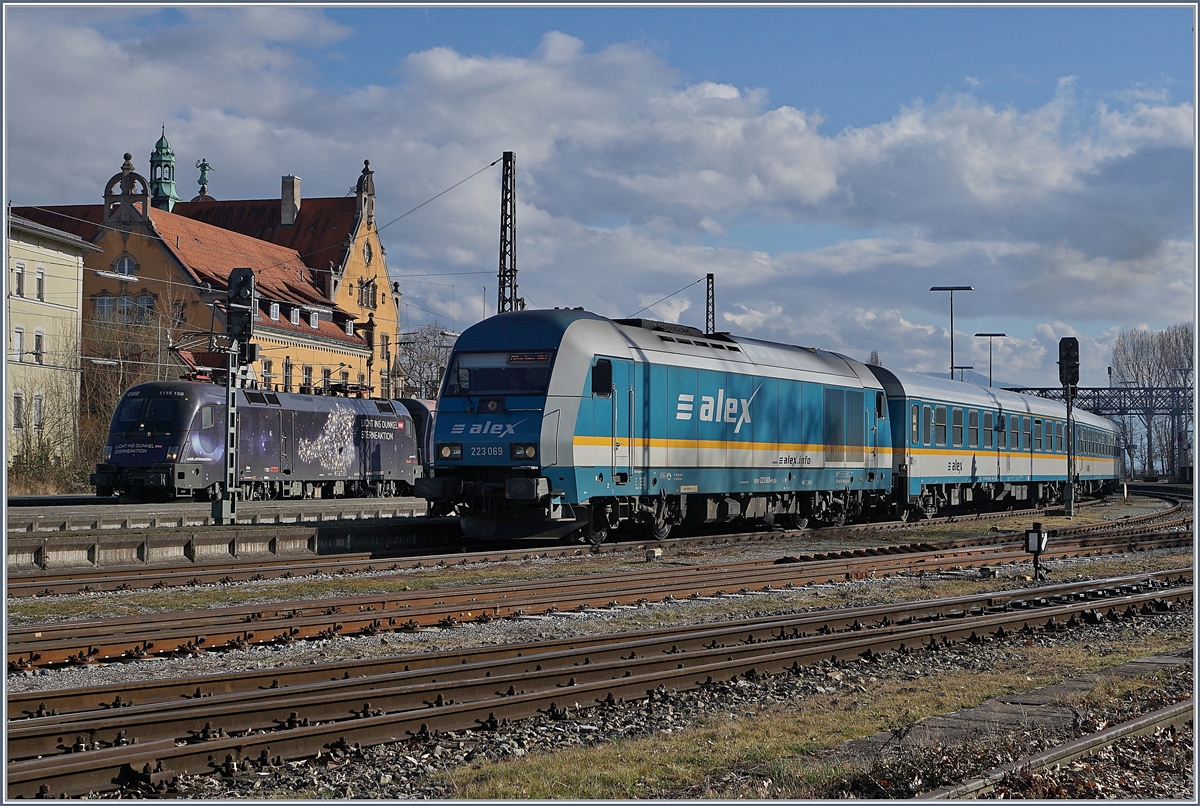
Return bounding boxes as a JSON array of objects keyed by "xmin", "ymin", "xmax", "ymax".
[{"xmin": 1059, "ymin": 337, "xmax": 1080, "ymax": 517}]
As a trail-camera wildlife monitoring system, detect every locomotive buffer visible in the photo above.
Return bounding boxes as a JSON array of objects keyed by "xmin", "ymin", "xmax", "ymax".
[{"xmin": 214, "ymin": 268, "xmax": 258, "ymax": 525}]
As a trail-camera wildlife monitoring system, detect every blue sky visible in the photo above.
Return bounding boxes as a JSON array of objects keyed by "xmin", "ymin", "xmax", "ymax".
[{"xmin": 4, "ymin": 4, "xmax": 1195, "ymax": 386}]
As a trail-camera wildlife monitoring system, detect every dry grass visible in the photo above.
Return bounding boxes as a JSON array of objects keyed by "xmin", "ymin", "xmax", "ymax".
[{"xmin": 438, "ymin": 625, "xmax": 1193, "ymax": 799}]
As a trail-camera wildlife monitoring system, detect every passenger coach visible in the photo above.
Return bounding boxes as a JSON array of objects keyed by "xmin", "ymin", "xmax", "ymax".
[{"xmin": 868, "ymin": 369, "xmax": 1119, "ymax": 520}]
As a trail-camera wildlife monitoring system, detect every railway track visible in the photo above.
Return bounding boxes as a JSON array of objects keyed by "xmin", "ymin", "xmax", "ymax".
[
  {"xmin": 7, "ymin": 520, "xmax": 1192, "ymax": 671},
  {"xmin": 7, "ymin": 571, "xmax": 1190, "ymax": 798},
  {"xmin": 5, "ymin": 493, "xmax": 1179, "ymax": 598}
]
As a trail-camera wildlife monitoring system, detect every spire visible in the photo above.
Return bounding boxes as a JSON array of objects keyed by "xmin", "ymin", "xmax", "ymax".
[
  {"xmin": 149, "ymin": 127, "xmax": 181, "ymax": 211},
  {"xmin": 355, "ymin": 159, "xmax": 375, "ymax": 227}
]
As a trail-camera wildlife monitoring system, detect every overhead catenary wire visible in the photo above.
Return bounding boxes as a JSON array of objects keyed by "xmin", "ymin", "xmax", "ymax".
[{"xmin": 624, "ymin": 277, "xmax": 706, "ymax": 319}]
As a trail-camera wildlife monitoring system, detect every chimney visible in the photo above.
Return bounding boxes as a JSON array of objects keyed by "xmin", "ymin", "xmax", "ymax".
[{"xmin": 281, "ymin": 175, "xmax": 301, "ymax": 226}]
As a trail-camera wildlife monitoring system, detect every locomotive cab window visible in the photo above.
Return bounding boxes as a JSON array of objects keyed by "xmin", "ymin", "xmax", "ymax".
[
  {"xmin": 443, "ymin": 351, "xmax": 555, "ymax": 397},
  {"xmin": 876, "ymin": 392, "xmax": 886, "ymax": 420},
  {"xmin": 591, "ymin": 359, "xmax": 613, "ymax": 397},
  {"xmin": 200, "ymin": 405, "xmax": 214, "ymax": 430}
]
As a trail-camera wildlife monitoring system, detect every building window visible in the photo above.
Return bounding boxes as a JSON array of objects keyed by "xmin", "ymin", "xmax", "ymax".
[
  {"xmin": 172, "ymin": 300, "xmax": 186, "ymax": 327},
  {"xmin": 283, "ymin": 359, "xmax": 293, "ymax": 393},
  {"xmin": 35, "ymin": 268, "xmax": 45, "ymax": 301},
  {"xmin": 32, "ymin": 395, "xmax": 44, "ymax": 431},
  {"xmin": 340, "ymin": 371, "xmax": 349, "ymax": 384},
  {"xmin": 114, "ymin": 255, "xmax": 137, "ymax": 276},
  {"xmin": 358, "ymin": 372, "xmax": 365, "ymax": 387},
  {"xmin": 12, "ymin": 391, "xmax": 25, "ymax": 430},
  {"xmin": 309, "ymin": 312, "xmax": 319, "ymax": 329},
  {"xmin": 302, "ymin": 365, "xmax": 313, "ymax": 389},
  {"xmin": 94, "ymin": 297, "xmax": 115, "ymax": 321},
  {"xmin": 116, "ymin": 296, "xmax": 136, "ymax": 324},
  {"xmin": 322, "ymin": 368, "xmax": 331, "ymax": 389},
  {"xmin": 358, "ymin": 280, "xmax": 377, "ymax": 309},
  {"xmin": 252, "ymin": 298, "xmax": 260, "ymax": 317},
  {"xmin": 13, "ymin": 327, "xmax": 25, "ymax": 362},
  {"xmin": 13, "ymin": 262, "xmax": 24, "ymax": 297},
  {"xmin": 270, "ymin": 302, "xmax": 280, "ymax": 321},
  {"xmin": 290, "ymin": 307, "xmax": 300, "ymax": 326},
  {"xmin": 136, "ymin": 294, "xmax": 155, "ymax": 323},
  {"xmin": 33, "ymin": 331, "xmax": 44, "ymax": 365},
  {"xmin": 261, "ymin": 360, "xmax": 273, "ymax": 388},
  {"xmin": 345, "ymin": 319, "xmax": 355, "ymax": 336}
]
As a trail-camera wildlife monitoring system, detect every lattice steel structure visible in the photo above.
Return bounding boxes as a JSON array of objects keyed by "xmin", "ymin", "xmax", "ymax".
[
  {"xmin": 705, "ymin": 273, "xmax": 715, "ymax": 335},
  {"xmin": 497, "ymin": 151, "xmax": 523, "ymax": 314}
]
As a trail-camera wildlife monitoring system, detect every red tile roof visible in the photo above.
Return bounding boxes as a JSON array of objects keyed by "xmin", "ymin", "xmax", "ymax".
[
  {"xmin": 172, "ymin": 197, "xmax": 360, "ymax": 288},
  {"xmin": 11, "ymin": 205, "xmax": 105, "ymax": 243}
]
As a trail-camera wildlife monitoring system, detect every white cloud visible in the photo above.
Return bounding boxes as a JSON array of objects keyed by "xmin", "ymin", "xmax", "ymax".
[{"xmin": 3, "ymin": 11, "xmax": 1192, "ymax": 386}]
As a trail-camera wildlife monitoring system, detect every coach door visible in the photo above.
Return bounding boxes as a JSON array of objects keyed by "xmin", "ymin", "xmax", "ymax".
[{"xmin": 591, "ymin": 358, "xmax": 632, "ymax": 486}]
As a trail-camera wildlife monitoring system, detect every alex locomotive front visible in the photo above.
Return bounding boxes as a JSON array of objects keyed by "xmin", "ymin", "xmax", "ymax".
[
  {"xmin": 416, "ymin": 309, "xmax": 897, "ymax": 542},
  {"xmin": 92, "ymin": 381, "xmax": 423, "ymax": 501}
]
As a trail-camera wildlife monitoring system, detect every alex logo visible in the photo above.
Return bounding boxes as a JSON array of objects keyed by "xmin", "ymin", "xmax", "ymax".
[
  {"xmin": 450, "ymin": 419, "xmax": 527, "ymax": 437},
  {"xmin": 675, "ymin": 385, "xmax": 761, "ymax": 434}
]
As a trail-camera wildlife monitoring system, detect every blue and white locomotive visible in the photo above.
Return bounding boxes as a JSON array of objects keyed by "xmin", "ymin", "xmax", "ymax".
[{"xmin": 416, "ymin": 310, "xmax": 1119, "ymax": 542}]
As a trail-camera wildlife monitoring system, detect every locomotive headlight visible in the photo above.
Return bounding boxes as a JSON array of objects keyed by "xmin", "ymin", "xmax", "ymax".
[
  {"xmin": 510, "ymin": 443, "xmax": 537, "ymax": 461},
  {"xmin": 103, "ymin": 445, "xmax": 112, "ymax": 461},
  {"xmin": 437, "ymin": 443, "xmax": 463, "ymax": 460},
  {"xmin": 165, "ymin": 445, "xmax": 182, "ymax": 461}
]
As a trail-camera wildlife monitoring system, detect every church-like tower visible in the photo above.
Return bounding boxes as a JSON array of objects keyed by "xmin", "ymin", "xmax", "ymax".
[{"xmin": 149, "ymin": 127, "xmax": 181, "ymax": 211}]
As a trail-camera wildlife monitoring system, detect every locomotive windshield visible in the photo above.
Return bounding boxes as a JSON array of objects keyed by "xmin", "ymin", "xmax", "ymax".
[
  {"xmin": 443, "ymin": 351, "xmax": 554, "ymax": 397},
  {"xmin": 112, "ymin": 396, "xmax": 187, "ymax": 435}
]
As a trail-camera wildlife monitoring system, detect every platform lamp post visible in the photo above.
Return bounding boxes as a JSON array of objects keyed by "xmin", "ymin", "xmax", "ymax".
[
  {"xmin": 974, "ymin": 333, "xmax": 1007, "ymax": 387},
  {"xmin": 930, "ymin": 286, "xmax": 973, "ymax": 379},
  {"xmin": 952, "ymin": 365, "xmax": 974, "ymax": 382}
]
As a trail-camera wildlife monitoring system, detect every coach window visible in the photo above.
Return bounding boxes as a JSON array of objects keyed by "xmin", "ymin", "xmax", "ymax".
[
  {"xmin": 1054, "ymin": 422, "xmax": 1062, "ymax": 452},
  {"xmin": 951, "ymin": 408, "xmax": 963, "ymax": 447},
  {"xmin": 968, "ymin": 410, "xmax": 979, "ymax": 448},
  {"xmin": 934, "ymin": 406, "xmax": 947, "ymax": 446},
  {"xmin": 1022, "ymin": 417, "xmax": 1031, "ymax": 451},
  {"xmin": 1033, "ymin": 419, "xmax": 1043, "ymax": 451},
  {"xmin": 922, "ymin": 405, "xmax": 932, "ymax": 446},
  {"xmin": 983, "ymin": 412, "xmax": 994, "ymax": 448},
  {"xmin": 910, "ymin": 404, "xmax": 919, "ymax": 444}
]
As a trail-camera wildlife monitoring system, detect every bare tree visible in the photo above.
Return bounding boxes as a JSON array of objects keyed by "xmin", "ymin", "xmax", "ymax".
[
  {"xmin": 398, "ymin": 323, "xmax": 454, "ymax": 399},
  {"xmin": 1110, "ymin": 322, "xmax": 1194, "ymax": 477}
]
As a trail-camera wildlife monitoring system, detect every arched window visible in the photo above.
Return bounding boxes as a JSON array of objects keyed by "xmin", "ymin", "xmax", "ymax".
[{"xmin": 113, "ymin": 255, "xmax": 137, "ymax": 276}]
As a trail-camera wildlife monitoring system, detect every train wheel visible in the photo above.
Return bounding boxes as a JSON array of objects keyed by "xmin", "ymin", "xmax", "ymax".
[
  {"xmin": 787, "ymin": 514, "xmax": 809, "ymax": 530},
  {"xmin": 647, "ymin": 520, "xmax": 671, "ymax": 541},
  {"xmin": 829, "ymin": 510, "xmax": 847, "ymax": 528},
  {"xmin": 588, "ymin": 528, "xmax": 609, "ymax": 547}
]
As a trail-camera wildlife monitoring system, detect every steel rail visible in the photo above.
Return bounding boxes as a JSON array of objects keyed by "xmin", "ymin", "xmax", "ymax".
[
  {"xmin": 6, "ymin": 585, "xmax": 1191, "ymax": 798},
  {"xmin": 5, "ymin": 494, "xmax": 1174, "ymax": 597},
  {"xmin": 10, "ymin": 569, "xmax": 1190, "ymax": 722},
  {"xmin": 919, "ymin": 699, "xmax": 1194, "ymax": 800},
  {"xmin": 9, "ymin": 586, "xmax": 1189, "ymax": 762},
  {"xmin": 7, "ymin": 529, "xmax": 1192, "ymax": 670}
]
